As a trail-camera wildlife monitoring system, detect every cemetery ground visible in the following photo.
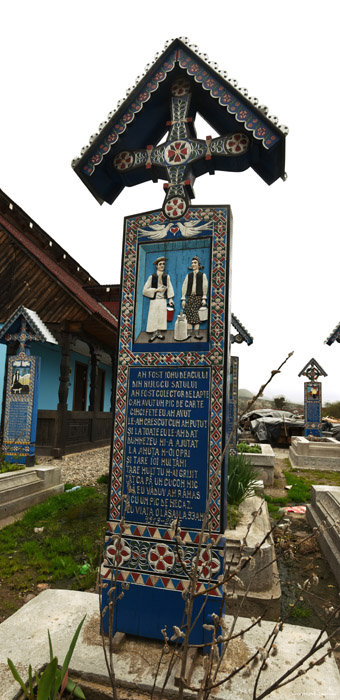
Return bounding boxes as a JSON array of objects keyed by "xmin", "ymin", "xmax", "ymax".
[
  {"xmin": 1, "ymin": 446, "xmax": 340, "ymax": 670},
  {"xmin": 0, "ymin": 483, "xmax": 107, "ymax": 623}
]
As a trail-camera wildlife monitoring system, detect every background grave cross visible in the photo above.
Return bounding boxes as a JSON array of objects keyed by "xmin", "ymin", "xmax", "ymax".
[
  {"xmin": 298, "ymin": 358, "xmax": 328, "ymax": 382},
  {"xmin": 113, "ymin": 78, "xmax": 250, "ymax": 219},
  {"xmin": 4, "ymin": 317, "xmax": 40, "ymax": 355},
  {"xmin": 298, "ymin": 358, "xmax": 327, "ymax": 437}
]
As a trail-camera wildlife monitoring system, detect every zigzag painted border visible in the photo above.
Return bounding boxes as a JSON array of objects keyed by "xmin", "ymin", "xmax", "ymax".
[
  {"xmin": 106, "ymin": 520, "xmax": 226, "ymax": 546},
  {"xmin": 102, "ymin": 563, "xmax": 222, "ymax": 597}
]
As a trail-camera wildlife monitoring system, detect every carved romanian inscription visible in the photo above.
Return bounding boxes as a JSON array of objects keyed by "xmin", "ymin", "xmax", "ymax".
[
  {"xmin": 305, "ymin": 382, "xmax": 322, "ymax": 432},
  {"xmin": 306, "ymin": 401, "xmax": 321, "ymax": 424},
  {"xmin": 3, "ymin": 355, "xmax": 37, "ymax": 456},
  {"xmin": 7, "ymin": 402, "xmax": 30, "ymax": 441},
  {"xmin": 123, "ymin": 366, "xmax": 210, "ymax": 529}
]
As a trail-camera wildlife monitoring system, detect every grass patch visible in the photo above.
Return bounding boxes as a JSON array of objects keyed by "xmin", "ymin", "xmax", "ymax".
[
  {"xmin": 226, "ymin": 504, "xmax": 241, "ymax": 529},
  {"xmin": 266, "ymin": 502, "xmax": 283, "ymax": 520},
  {"xmin": 279, "ymin": 459, "xmax": 312, "ymax": 503},
  {"xmin": 17, "ymin": 487, "xmax": 99, "ymax": 527},
  {"xmin": 289, "ymin": 485, "xmax": 311, "ymax": 503},
  {"xmin": 0, "ymin": 486, "xmax": 106, "ymax": 617},
  {"xmin": 0, "ymin": 461, "xmax": 25, "ymax": 474},
  {"xmin": 305, "ymin": 469, "xmax": 340, "ymax": 486},
  {"xmin": 284, "ymin": 456, "xmax": 340, "ymax": 491},
  {"xmin": 290, "ymin": 604, "xmax": 312, "ymax": 620},
  {"xmin": 283, "ymin": 472, "xmax": 311, "ymax": 503},
  {"xmin": 265, "ymin": 456, "xmax": 340, "ymax": 520},
  {"xmin": 265, "ymin": 457, "xmax": 323, "ymax": 521},
  {"xmin": 237, "ymin": 442, "xmax": 261, "ymax": 454},
  {"xmin": 1, "ymin": 599, "xmax": 20, "ymax": 614},
  {"xmin": 265, "ymin": 495, "xmax": 287, "ymax": 505},
  {"xmin": 265, "ymin": 495, "xmax": 287, "ymax": 520},
  {"xmin": 287, "ymin": 465, "xmax": 340, "ymax": 489}
]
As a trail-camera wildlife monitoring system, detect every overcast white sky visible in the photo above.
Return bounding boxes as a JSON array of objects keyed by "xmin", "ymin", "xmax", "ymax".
[{"xmin": 1, "ymin": 1, "xmax": 339, "ymax": 404}]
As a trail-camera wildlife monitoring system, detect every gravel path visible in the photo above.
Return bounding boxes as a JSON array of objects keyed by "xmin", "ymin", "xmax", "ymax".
[
  {"xmin": 36, "ymin": 447, "xmax": 290, "ymax": 488},
  {"xmin": 36, "ymin": 446, "xmax": 111, "ymax": 486}
]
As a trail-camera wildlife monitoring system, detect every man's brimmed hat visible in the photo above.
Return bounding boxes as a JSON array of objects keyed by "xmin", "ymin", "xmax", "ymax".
[{"xmin": 153, "ymin": 256, "xmax": 168, "ymax": 265}]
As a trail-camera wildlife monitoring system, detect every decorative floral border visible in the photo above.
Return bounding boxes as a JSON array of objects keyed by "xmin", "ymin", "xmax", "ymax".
[{"xmin": 104, "ymin": 534, "xmax": 223, "ymax": 583}]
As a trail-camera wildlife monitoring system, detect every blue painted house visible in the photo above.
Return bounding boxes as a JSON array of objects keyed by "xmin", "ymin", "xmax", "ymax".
[{"xmin": 0, "ymin": 188, "xmax": 118, "ymax": 456}]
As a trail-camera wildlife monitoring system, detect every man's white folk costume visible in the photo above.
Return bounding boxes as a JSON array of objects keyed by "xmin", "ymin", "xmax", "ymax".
[{"xmin": 143, "ymin": 257, "xmax": 174, "ymax": 342}]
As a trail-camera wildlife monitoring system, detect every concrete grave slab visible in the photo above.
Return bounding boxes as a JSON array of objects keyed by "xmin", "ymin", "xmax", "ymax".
[
  {"xmin": 307, "ymin": 485, "xmax": 340, "ymax": 587},
  {"xmin": 289, "ymin": 436, "xmax": 340, "ymax": 470},
  {"xmin": 1, "ymin": 589, "xmax": 340, "ymax": 699},
  {"xmin": 0, "ymin": 465, "xmax": 63, "ymax": 519},
  {"xmin": 242, "ymin": 444, "xmax": 275, "ymax": 485},
  {"xmin": 224, "ymin": 496, "xmax": 280, "ymax": 619}
]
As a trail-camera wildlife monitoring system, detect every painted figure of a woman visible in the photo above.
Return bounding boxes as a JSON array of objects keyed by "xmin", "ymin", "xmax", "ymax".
[{"xmin": 181, "ymin": 256, "xmax": 208, "ymax": 340}]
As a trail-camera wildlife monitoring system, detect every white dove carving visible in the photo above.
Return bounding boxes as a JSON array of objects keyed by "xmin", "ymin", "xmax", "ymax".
[{"xmin": 137, "ymin": 220, "xmax": 211, "ymax": 239}]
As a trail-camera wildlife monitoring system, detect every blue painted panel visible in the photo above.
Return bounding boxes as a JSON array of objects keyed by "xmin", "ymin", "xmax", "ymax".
[
  {"xmin": 306, "ymin": 401, "xmax": 321, "ymax": 423},
  {"xmin": 134, "ymin": 237, "xmax": 211, "ymax": 343},
  {"xmin": 0, "ymin": 342, "xmax": 6, "ymax": 422},
  {"xmin": 228, "ymin": 356, "xmax": 239, "ymax": 451},
  {"xmin": 3, "ymin": 354, "xmax": 40, "ymax": 465},
  {"xmin": 304, "ymin": 381, "xmax": 322, "ymax": 437},
  {"xmin": 102, "ymin": 581, "xmax": 224, "ymax": 645},
  {"xmin": 124, "ymin": 366, "xmax": 210, "ymax": 530},
  {"xmin": 107, "ymin": 205, "xmax": 231, "ymax": 641}
]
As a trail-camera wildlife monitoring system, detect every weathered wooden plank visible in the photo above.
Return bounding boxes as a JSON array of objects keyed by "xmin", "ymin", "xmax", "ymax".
[{"xmin": 111, "ymin": 631, "xmax": 126, "ymax": 651}]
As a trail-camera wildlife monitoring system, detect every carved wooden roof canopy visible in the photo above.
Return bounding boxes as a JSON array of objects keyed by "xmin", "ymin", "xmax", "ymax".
[
  {"xmin": 0, "ymin": 306, "xmax": 57, "ymax": 351},
  {"xmin": 325, "ymin": 323, "xmax": 340, "ymax": 345},
  {"xmin": 298, "ymin": 358, "xmax": 327, "ymax": 381},
  {"xmin": 72, "ymin": 38, "xmax": 288, "ymax": 214},
  {"xmin": 231, "ymin": 313, "xmax": 253, "ymax": 345}
]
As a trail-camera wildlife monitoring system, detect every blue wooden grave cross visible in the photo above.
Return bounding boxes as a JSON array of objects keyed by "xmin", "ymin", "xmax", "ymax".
[
  {"xmin": 0, "ymin": 307, "xmax": 57, "ymax": 465},
  {"xmin": 298, "ymin": 358, "xmax": 327, "ymax": 437},
  {"xmin": 72, "ymin": 38, "xmax": 288, "ymax": 646}
]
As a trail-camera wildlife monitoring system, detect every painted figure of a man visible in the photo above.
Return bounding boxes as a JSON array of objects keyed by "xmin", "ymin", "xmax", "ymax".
[
  {"xmin": 143, "ymin": 256, "xmax": 174, "ymax": 342},
  {"xmin": 181, "ymin": 256, "xmax": 208, "ymax": 340}
]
